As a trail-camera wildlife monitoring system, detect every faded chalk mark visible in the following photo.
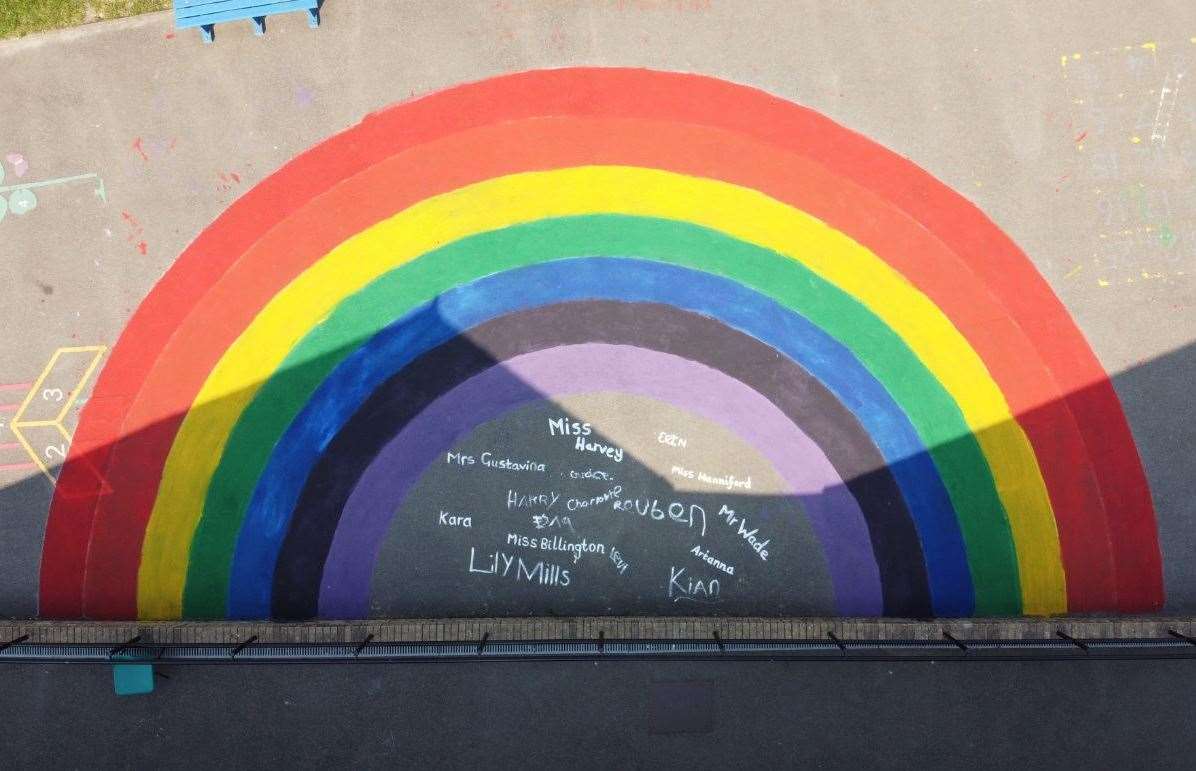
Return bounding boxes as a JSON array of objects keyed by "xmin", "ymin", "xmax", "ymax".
[
  {"xmin": 0, "ymin": 171, "xmax": 106, "ymax": 225},
  {"xmin": 1149, "ymin": 71, "xmax": 1183, "ymax": 147},
  {"xmin": 1059, "ymin": 36, "xmax": 1195, "ymax": 287},
  {"xmin": 133, "ymin": 136, "xmax": 178, "ymax": 162},
  {"xmin": 6, "ymin": 153, "xmax": 28, "ymax": 177}
]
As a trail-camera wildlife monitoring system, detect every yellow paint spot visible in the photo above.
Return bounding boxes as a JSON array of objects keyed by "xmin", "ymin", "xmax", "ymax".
[
  {"xmin": 1098, "ymin": 278, "xmax": 1111, "ymax": 287},
  {"xmin": 1060, "ymin": 55, "xmax": 1068, "ymax": 68},
  {"xmin": 1141, "ymin": 42, "xmax": 1157, "ymax": 52},
  {"xmin": 1064, "ymin": 264, "xmax": 1083, "ymax": 278},
  {"xmin": 1131, "ymin": 135, "xmax": 1142, "ymax": 143},
  {"xmin": 1071, "ymin": 52, "xmax": 1082, "ymax": 60},
  {"xmin": 1076, "ymin": 143, "xmax": 1084, "ymax": 151}
]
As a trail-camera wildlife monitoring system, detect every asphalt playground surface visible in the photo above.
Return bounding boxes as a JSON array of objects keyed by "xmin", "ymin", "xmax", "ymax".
[
  {"xmin": 3, "ymin": 3, "xmax": 1196, "ymax": 765},
  {"xmin": 3, "ymin": 657, "xmax": 1194, "ymax": 768}
]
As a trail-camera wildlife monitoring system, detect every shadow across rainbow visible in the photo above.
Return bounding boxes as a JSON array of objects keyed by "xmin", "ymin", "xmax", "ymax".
[{"xmin": 39, "ymin": 68, "xmax": 1161, "ymax": 621}]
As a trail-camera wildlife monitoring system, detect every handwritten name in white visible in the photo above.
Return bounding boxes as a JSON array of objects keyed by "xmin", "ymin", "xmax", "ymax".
[
  {"xmin": 438, "ymin": 510, "xmax": 472, "ymax": 528},
  {"xmin": 717, "ymin": 504, "xmax": 770, "ymax": 561},
  {"xmin": 668, "ymin": 566, "xmax": 720, "ymax": 603},
  {"xmin": 507, "ymin": 489, "xmax": 560, "ymax": 510},
  {"xmin": 467, "ymin": 547, "xmax": 571, "ymax": 587},
  {"xmin": 612, "ymin": 497, "xmax": 707, "ymax": 536},
  {"xmin": 690, "ymin": 544, "xmax": 734, "ymax": 576}
]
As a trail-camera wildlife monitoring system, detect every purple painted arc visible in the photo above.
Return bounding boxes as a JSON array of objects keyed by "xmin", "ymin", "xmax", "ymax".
[{"xmin": 318, "ymin": 343, "xmax": 882, "ymax": 618}]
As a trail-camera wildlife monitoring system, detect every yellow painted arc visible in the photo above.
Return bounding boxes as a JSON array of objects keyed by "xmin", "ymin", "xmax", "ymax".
[{"xmin": 137, "ymin": 166, "xmax": 1066, "ymax": 620}]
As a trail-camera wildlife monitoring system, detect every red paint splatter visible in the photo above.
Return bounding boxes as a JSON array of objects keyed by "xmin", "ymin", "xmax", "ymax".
[
  {"xmin": 217, "ymin": 170, "xmax": 245, "ymax": 192},
  {"xmin": 131, "ymin": 137, "xmax": 148, "ymax": 161},
  {"xmin": 121, "ymin": 211, "xmax": 147, "ymax": 255},
  {"xmin": 1075, "ymin": 130, "xmax": 1088, "ymax": 144},
  {"xmin": 165, "ymin": 32, "xmax": 175, "ymax": 40}
]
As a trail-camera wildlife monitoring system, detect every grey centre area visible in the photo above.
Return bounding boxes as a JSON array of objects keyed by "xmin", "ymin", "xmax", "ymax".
[{"xmin": 371, "ymin": 393, "xmax": 833, "ymax": 617}]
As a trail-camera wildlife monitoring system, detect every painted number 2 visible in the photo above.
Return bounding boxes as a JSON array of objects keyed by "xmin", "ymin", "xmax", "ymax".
[{"xmin": 44, "ymin": 444, "xmax": 66, "ymax": 461}]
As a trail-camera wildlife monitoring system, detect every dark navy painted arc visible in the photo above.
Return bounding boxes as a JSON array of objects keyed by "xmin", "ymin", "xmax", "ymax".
[
  {"xmin": 324, "ymin": 342, "xmax": 880, "ymax": 618},
  {"xmin": 228, "ymin": 257, "xmax": 972, "ymax": 619},
  {"xmin": 273, "ymin": 300, "xmax": 931, "ymax": 619}
]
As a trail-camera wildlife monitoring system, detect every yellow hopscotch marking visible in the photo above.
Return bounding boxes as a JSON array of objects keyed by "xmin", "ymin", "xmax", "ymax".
[{"xmin": 10, "ymin": 346, "xmax": 106, "ymax": 482}]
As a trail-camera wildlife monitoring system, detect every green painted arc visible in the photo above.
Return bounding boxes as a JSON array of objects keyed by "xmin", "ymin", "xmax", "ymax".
[{"xmin": 182, "ymin": 214, "xmax": 1021, "ymax": 618}]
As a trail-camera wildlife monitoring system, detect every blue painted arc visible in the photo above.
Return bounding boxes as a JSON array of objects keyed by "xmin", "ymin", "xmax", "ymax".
[
  {"xmin": 277, "ymin": 301, "xmax": 919, "ymax": 618},
  {"xmin": 227, "ymin": 256, "xmax": 973, "ymax": 618}
]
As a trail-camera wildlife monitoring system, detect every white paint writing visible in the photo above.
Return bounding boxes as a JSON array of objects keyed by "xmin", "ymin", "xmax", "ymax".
[
  {"xmin": 612, "ymin": 497, "xmax": 707, "ymax": 536},
  {"xmin": 718, "ymin": 505, "xmax": 770, "ymax": 561},
  {"xmin": 532, "ymin": 514, "xmax": 575, "ymax": 532},
  {"xmin": 468, "ymin": 547, "xmax": 571, "ymax": 587},
  {"xmin": 447, "ymin": 451, "xmax": 546, "ymax": 473},
  {"xmin": 668, "ymin": 566, "xmax": 720, "ymax": 603},
  {"xmin": 566, "ymin": 485, "xmax": 623, "ymax": 511},
  {"xmin": 690, "ymin": 544, "xmax": 734, "ymax": 576},
  {"xmin": 567, "ymin": 468, "xmax": 614, "ymax": 481},
  {"xmin": 573, "ymin": 436, "xmax": 624, "ymax": 463},
  {"xmin": 609, "ymin": 547, "xmax": 630, "ymax": 575},
  {"xmin": 480, "ymin": 452, "xmax": 547, "ymax": 473},
  {"xmin": 446, "ymin": 452, "xmax": 475, "ymax": 466},
  {"xmin": 507, "ymin": 532, "xmax": 605, "ymax": 563},
  {"xmin": 548, "ymin": 417, "xmax": 592, "ymax": 436},
  {"xmin": 438, "ymin": 510, "xmax": 472, "ymax": 528},
  {"xmin": 657, "ymin": 431, "xmax": 688, "ymax": 448},
  {"xmin": 669, "ymin": 464, "xmax": 751, "ymax": 490},
  {"xmin": 507, "ymin": 489, "xmax": 560, "ymax": 510}
]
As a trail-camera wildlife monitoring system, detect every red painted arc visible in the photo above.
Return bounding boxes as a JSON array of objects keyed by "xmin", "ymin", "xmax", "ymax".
[
  {"xmin": 40, "ymin": 67, "xmax": 1161, "ymax": 619},
  {"xmin": 86, "ymin": 117, "xmax": 1113, "ymax": 617}
]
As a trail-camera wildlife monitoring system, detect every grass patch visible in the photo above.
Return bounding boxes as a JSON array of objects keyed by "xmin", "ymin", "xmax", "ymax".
[{"xmin": 0, "ymin": 0, "xmax": 170, "ymax": 40}]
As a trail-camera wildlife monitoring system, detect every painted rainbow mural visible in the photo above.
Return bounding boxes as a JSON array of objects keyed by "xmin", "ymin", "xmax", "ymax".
[{"xmin": 40, "ymin": 68, "xmax": 1162, "ymax": 621}]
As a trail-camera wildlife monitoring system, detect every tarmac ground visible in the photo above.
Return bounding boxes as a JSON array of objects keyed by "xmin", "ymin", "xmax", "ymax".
[{"xmin": 3, "ymin": 657, "xmax": 1194, "ymax": 769}]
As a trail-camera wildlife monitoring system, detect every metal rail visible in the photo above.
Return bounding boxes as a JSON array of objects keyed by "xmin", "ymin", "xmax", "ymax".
[{"xmin": 5, "ymin": 634, "xmax": 1196, "ymax": 664}]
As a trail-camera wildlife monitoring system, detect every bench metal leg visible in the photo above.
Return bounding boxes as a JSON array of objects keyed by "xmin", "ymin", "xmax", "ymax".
[
  {"xmin": 252, "ymin": 16, "xmax": 266, "ymax": 36},
  {"xmin": 307, "ymin": 7, "xmax": 320, "ymax": 28},
  {"xmin": 200, "ymin": 24, "xmax": 214, "ymax": 43}
]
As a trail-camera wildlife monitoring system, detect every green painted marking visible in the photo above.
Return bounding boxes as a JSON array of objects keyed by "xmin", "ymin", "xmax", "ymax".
[{"xmin": 183, "ymin": 215, "xmax": 1021, "ymax": 618}]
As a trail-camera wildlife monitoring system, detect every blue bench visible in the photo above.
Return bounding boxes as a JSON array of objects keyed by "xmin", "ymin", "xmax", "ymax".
[{"xmin": 175, "ymin": 0, "xmax": 320, "ymax": 43}]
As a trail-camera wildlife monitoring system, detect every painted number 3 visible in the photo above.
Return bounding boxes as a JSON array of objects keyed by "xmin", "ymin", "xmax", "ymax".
[{"xmin": 42, "ymin": 388, "xmax": 64, "ymax": 402}]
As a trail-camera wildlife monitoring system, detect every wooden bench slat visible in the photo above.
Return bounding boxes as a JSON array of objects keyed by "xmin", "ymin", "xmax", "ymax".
[
  {"xmin": 175, "ymin": 0, "xmax": 316, "ymax": 27},
  {"xmin": 175, "ymin": 0, "xmax": 313, "ymax": 9},
  {"xmin": 174, "ymin": 0, "xmax": 239, "ymax": 8},
  {"xmin": 175, "ymin": 0, "xmax": 315, "ymax": 18}
]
